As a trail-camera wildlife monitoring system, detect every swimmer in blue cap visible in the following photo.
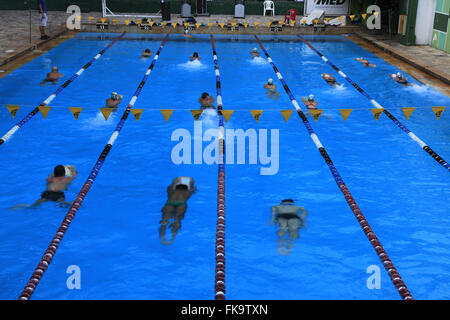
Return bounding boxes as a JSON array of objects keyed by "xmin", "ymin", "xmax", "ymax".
[{"xmin": 250, "ymin": 47, "xmax": 260, "ymax": 58}]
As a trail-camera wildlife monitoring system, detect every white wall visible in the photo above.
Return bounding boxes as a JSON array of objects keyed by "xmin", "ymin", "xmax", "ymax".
[{"xmin": 415, "ymin": 0, "xmax": 436, "ymax": 45}]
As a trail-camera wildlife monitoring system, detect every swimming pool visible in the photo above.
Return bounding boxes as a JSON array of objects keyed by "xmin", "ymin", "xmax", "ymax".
[{"xmin": 0, "ymin": 33, "xmax": 449, "ymax": 300}]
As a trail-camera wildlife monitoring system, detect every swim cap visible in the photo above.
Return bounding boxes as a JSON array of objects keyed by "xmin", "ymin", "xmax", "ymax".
[
  {"xmin": 252, "ymin": 48, "xmax": 258, "ymax": 51},
  {"xmin": 268, "ymin": 78, "xmax": 273, "ymax": 84},
  {"xmin": 173, "ymin": 176, "xmax": 194, "ymax": 190},
  {"xmin": 111, "ymin": 92, "xmax": 119, "ymax": 100},
  {"xmin": 397, "ymin": 72, "xmax": 402, "ymax": 77},
  {"xmin": 308, "ymin": 94, "xmax": 315, "ymax": 101},
  {"xmin": 52, "ymin": 66, "xmax": 58, "ymax": 71},
  {"xmin": 201, "ymin": 92, "xmax": 209, "ymax": 99},
  {"xmin": 54, "ymin": 165, "xmax": 65, "ymax": 177}
]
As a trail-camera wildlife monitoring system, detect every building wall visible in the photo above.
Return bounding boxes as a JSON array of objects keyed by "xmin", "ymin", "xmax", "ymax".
[
  {"xmin": 431, "ymin": 0, "xmax": 450, "ymax": 52},
  {"xmin": 415, "ymin": 0, "xmax": 436, "ymax": 45}
]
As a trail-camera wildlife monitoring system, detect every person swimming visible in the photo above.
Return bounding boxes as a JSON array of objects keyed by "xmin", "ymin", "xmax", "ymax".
[
  {"xmin": 159, "ymin": 176, "xmax": 196, "ymax": 245},
  {"xmin": 250, "ymin": 47, "xmax": 260, "ymax": 58},
  {"xmin": 271, "ymin": 199, "xmax": 307, "ymax": 255},
  {"xmin": 105, "ymin": 92, "xmax": 123, "ymax": 110},
  {"xmin": 141, "ymin": 48, "xmax": 152, "ymax": 58},
  {"xmin": 302, "ymin": 94, "xmax": 318, "ymax": 110},
  {"xmin": 190, "ymin": 52, "xmax": 201, "ymax": 61},
  {"xmin": 391, "ymin": 72, "xmax": 413, "ymax": 86},
  {"xmin": 355, "ymin": 57, "xmax": 376, "ymax": 68},
  {"xmin": 322, "ymin": 73, "xmax": 340, "ymax": 87},
  {"xmin": 11, "ymin": 165, "xmax": 78, "ymax": 209},
  {"xmin": 198, "ymin": 92, "xmax": 215, "ymax": 110},
  {"xmin": 264, "ymin": 78, "xmax": 280, "ymax": 100},
  {"xmin": 41, "ymin": 66, "xmax": 63, "ymax": 85}
]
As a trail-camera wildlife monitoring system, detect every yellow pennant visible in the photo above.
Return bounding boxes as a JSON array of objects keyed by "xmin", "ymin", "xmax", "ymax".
[
  {"xmin": 172, "ymin": 22, "xmax": 177, "ymax": 28},
  {"xmin": 100, "ymin": 107, "xmax": 113, "ymax": 120},
  {"xmin": 6, "ymin": 105, "xmax": 19, "ymax": 118},
  {"xmin": 161, "ymin": 22, "xmax": 166, "ymax": 27},
  {"xmin": 137, "ymin": 20, "xmax": 142, "ymax": 26},
  {"xmin": 325, "ymin": 17, "xmax": 331, "ymax": 22},
  {"xmin": 301, "ymin": 19, "xmax": 307, "ymax": 24},
  {"xmin": 39, "ymin": 106, "xmax": 51, "ymax": 119},
  {"xmin": 196, "ymin": 23, "xmax": 201, "ymax": 29},
  {"xmin": 160, "ymin": 109, "xmax": 173, "ymax": 122},
  {"xmin": 100, "ymin": 18, "xmax": 106, "ymax": 24},
  {"xmin": 231, "ymin": 22, "xmax": 237, "ymax": 27},
  {"xmin": 340, "ymin": 109, "xmax": 353, "ymax": 122},
  {"xmin": 402, "ymin": 107, "xmax": 415, "ymax": 120},
  {"xmin": 278, "ymin": 21, "xmax": 284, "ymax": 25},
  {"xmin": 112, "ymin": 19, "xmax": 118, "ymax": 24},
  {"xmin": 130, "ymin": 109, "xmax": 143, "ymax": 122},
  {"xmin": 254, "ymin": 22, "xmax": 260, "ymax": 27},
  {"xmin": 310, "ymin": 109, "xmax": 323, "ymax": 122},
  {"xmin": 361, "ymin": 13, "xmax": 367, "ymax": 19},
  {"xmin": 69, "ymin": 107, "xmax": 82, "ymax": 120},
  {"xmin": 244, "ymin": 23, "xmax": 248, "ymax": 28},
  {"xmin": 280, "ymin": 110, "xmax": 293, "ymax": 122},
  {"xmin": 338, "ymin": 16, "xmax": 343, "ymax": 22},
  {"xmin": 349, "ymin": 15, "xmax": 355, "ymax": 21},
  {"xmin": 207, "ymin": 22, "xmax": 213, "ymax": 28},
  {"xmin": 191, "ymin": 110, "xmax": 203, "ymax": 121},
  {"xmin": 149, "ymin": 21, "xmax": 154, "ymax": 27},
  {"xmin": 432, "ymin": 106, "xmax": 445, "ymax": 120},
  {"xmin": 219, "ymin": 23, "xmax": 225, "ymax": 28},
  {"xmin": 371, "ymin": 108, "xmax": 384, "ymax": 121},
  {"xmin": 184, "ymin": 22, "xmax": 189, "ymax": 27},
  {"xmin": 221, "ymin": 110, "xmax": 234, "ymax": 123},
  {"xmin": 125, "ymin": 19, "xmax": 130, "ymax": 25},
  {"xmin": 250, "ymin": 110, "xmax": 263, "ymax": 123},
  {"xmin": 314, "ymin": 18, "xmax": 319, "ymax": 24},
  {"xmin": 266, "ymin": 21, "xmax": 271, "ymax": 28},
  {"xmin": 89, "ymin": 17, "xmax": 94, "ymax": 22},
  {"xmin": 290, "ymin": 21, "xmax": 295, "ymax": 27}
]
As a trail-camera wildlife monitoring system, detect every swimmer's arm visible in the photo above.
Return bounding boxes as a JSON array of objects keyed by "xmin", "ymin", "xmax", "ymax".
[
  {"xmin": 66, "ymin": 166, "xmax": 77, "ymax": 178},
  {"xmin": 264, "ymin": 83, "xmax": 268, "ymax": 89},
  {"xmin": 270, "ymin": 206, "xmax": 278, "ymax": 223}
]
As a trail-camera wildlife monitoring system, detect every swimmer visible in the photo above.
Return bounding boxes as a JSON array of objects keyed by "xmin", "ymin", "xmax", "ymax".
[
  {"xmin": 41, "ymin": 66, "xmax": 63, "ymax": 85},
  {"xmin": 11, "ymin": 165, "xmax": 77, "ymax": 209},
  {"xmin": 322, "ymin": 73, "xmax": 340, "ymax": 87},
  {"xmin": 198, "ymin": 92, "xmax": 215, "ymax": 110},
  {"xmin": 250, "ymin": 47, "xmax": 260, "ymax": 58},
  {"xmin": 271, "ymin": 199, "xmax": 307, "ymax": 255},
  {"xmin": 264, "ymin": 78, "xmax": 280, "ymax": 100},
  {"xmin": 190, "ymin": 52, "xmax": 201, "ymax": 61},
  {"xmin": 159, "ymin": 177, "xmax": 196, "ymax": 245},
  {"xmin": 391, "ymin": 72, "xmax": 414, "ymax": 86},
  {"xmin": 105, "ymin": 92, "xmax": 123, "ymax": 110},
  {"xmin": 141, "ymin": 48, "xmax": 152, "ymax": 58},
  {"xmin": 355, "ymin": 57, "xmax": 376, "ymax": 68},
  {"xmin": 183, "ymin": 29, "xmax": 192, "ymax": 38},
  {"xmin": 302, "ymin": 94, "xmax": 318, "ymax": 110}
]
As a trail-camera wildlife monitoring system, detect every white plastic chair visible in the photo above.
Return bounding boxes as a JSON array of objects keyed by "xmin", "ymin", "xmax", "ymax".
[{"xmin": 263, "ymin": 1, "xmax": 275, "ymax": 16}]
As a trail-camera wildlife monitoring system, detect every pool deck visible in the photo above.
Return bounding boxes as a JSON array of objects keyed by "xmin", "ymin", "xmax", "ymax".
[{"xmin": 0, "ymin": 10, "xmax": 449, "ymax": 97}]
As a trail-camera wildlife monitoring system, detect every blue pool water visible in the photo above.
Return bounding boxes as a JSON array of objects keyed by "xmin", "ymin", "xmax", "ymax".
[{"xmin": 0, "ymin": 33, "xmax": 449, "ymax": 300}]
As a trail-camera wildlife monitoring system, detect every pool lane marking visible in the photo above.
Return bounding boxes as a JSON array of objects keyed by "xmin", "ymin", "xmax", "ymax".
[
  {"xmin": 18, "ymin": 34, "xmax": 170, "ymax": 301},
  {"xmin": 254, "ymin": 35, "xmax": 414, "ymax": 301},
  {"xmin": 0, "ymin": 32, "xmax": 126, "ymax": 147},
  {"xmin": 210, "ymin": 34, "xmax": 226, "ymax": 301},
  {"xmin": 296, "ymin": 34, "xmax": 450, "ymax": 172}
]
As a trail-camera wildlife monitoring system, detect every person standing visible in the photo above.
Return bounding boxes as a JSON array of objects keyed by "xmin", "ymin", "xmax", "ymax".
[{"xmin": 38, "ymin": 0, "xmax": 50, "ymax": 40}]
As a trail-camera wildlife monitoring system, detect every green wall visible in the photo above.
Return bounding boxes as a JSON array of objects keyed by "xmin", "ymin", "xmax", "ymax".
[
  {"xmin": 0, "ymin": 0, "xmax": 303, "ymax": 15},
  {"xmin": 431, "ymin": 0, "xmax": 450, "ymax": 53}
]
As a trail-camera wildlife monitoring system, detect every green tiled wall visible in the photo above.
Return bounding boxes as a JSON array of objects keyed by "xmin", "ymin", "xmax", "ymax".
[{"xmin": 432, "ymin": 0, "xmax": 450, "ymax": 53}]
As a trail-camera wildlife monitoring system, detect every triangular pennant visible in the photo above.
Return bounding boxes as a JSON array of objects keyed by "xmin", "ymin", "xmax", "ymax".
[
  {"xmin": 191, "ymin": 110, "xmax": 203, "ymax": 121},
  {"xmin": 39, "ymin": 106, "xmax": 51, "ymax": 119},
  {"xmin": 6, "ymin": 105, "xmax": 19, "ymax": 118},
  {"xmin": 361, "ymin": 13, "xmax": 367, "ymax": 19},
  {"xmin": 310, "ymin": 109, "xmax": 323, "ymax": 122},
  {"xmin": 231, "ymin": 22, "xmax": 237, "ymax": 27},
  {"xmin": 219, "ymin": 23, "xmax": 225, "ymax": 28},
  {"xmin": 125, "ymin": 19, "xmax": 130, "ymax": 25},
  {"xmin": 172, "ymin": 22, "xmax": 178, "ymax": 28},
  {"xmin": 69, "ymin": 107, "xmax": 82, "ymax": 120},
  {"xmin": 266, "ymin": 21, "xmax": 271, "ymax": 28},
  {"xmin": 301, "ymin": 19, "xmax": 307, "ymax": 24},
  {"xmin": 432, "ymin": 106, "xmax": 445, "ymax": 120},
  {"xmin": 371, "ymin": 108, "xmax": 384, "ymax": 121},
  {"xmin": 402, "ymin": 107, "xmax": 415, "ymax": 120},
  {"xmin": 250, "ymin": 110, "xmax": 263, "ymax": 123},
  {"xmin": 196, "ymin": 23, "xmax": 201, "ymax": 29},
  {"xmin": 278, "ymin": 21, "xmax": 283, "ymax": 25},
  {"xmin": 89, "ymin": 17, "xmax": 94, "ymax": 21},
  {"xmin": 221, "ymin": 110, "xmax": 234, "ymax": 123},
  {"xmin": 100, "ymin": 107, "xmax": 113, "ymax": 120},
  {"xmin": 100, "ymin": 18, "xmax": 106, "ymax": 24},
  {"xmin": 149, "ymin": 21, "xmax": 154, "ymax": 27},
  {"xmin": 131, "ymin": 109, "xmax": 143, "ymax": 122},
  {"xmin": 325, "ymin": 17, "xmax": 331, "ymax": 22},
  {"xmin": 184, "ymin": 22, "xmax": 189, "ymax": 27},
  {"xmin": 161, "ymin": 22, "xmax": 166, "ymax": 27},
  {"xmin": 244, "ymin": 23, "xmax": 248, "ymax": 28},
  {"xmin": 208, "ymin": 22, "xmax": 213, "ymax": 28},
  {"xmin": 314, "ymin": 18, "xmax": 319, "ymax": 24},
  {"xmin": 349, "ymin": 15, "xmax": 355, "ymax": 21},
  {"xmin": 160, "ymin": 109, "xmax": 173, "ymax": 122},
  {"xmin": 137, "ymin": 20, "xmax": 142, "ymax": 26},
  {"xmin": 254, "ymin": 22, "xmax": 260, "ymax": 27},
  {"xmin": 290, "ymin": 21, "xmax": 295, "ymax": 26},
  {"xmin": 338, "ymin": 16, "xmax": 343, "ymax": 22},
  {"xmin": 339, "ymin": 109, "xmax": 352, "ymax": 122},
  {"xmin": 112, "ymin": 19, "xmax": 118, "ymax": 24},
  {"xmin": 280, "ymin": 110, "xmax": 293, "ymax": 122}
]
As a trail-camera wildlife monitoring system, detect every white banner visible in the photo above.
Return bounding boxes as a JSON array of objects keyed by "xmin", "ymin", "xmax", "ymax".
[{"xmin": 305, "ymin": 0, "xmax": 350, "ymax": 16}]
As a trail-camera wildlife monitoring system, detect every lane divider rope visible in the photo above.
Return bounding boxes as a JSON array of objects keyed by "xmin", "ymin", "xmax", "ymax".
[
  {"xmin": 0, "ymin": 32, "xmax": 126, "ymax": 147},
  {"xmin": 254, "ymin": 34, "xmax": 414, "ymax": 300},
  {"xmin": 296, "ymin": 34, "xmax": 449, "ymax": 172},
  {"xmin": 18, "ymin": 33, "xmax": 170, "ymax": 300},
  {"xmin": 210, "ymin": 34, "xmax": 226, "ymax": 300}
]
